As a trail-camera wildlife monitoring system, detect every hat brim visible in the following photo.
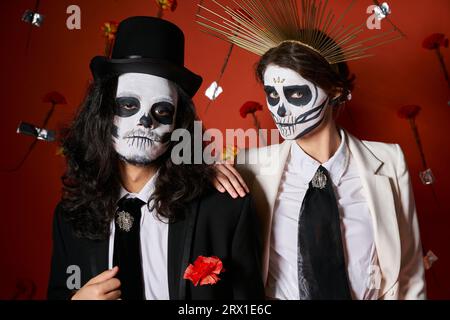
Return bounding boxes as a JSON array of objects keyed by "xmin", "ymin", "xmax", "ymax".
[{"xmin": 90, "ymin": 56, "xmax": 203, "ymax": 98}]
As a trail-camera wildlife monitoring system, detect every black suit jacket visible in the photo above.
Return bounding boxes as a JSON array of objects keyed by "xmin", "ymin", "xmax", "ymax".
[{"xmin": 47, "ymin": 189, "xmax": 264, "ymax": 300}]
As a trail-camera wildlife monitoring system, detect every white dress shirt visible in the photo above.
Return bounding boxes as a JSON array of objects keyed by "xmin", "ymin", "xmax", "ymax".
[
  {"xmin": 266, "ymin": 130, "xmax": 380, "ymax": 300},
  {"xmin": 108, "ymin": 173, "xmax": 170, "ymax": 300}
]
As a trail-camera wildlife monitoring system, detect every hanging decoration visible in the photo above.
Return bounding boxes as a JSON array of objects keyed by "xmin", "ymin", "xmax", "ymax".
[
  {"xmin": 200, "ymin": 7, "xmax": 253, "ymax": 113},
  {"xmin": 372, "ymin": 1, "xmax": 391, "ymax": 21},
  {"xmin": 203, "ymin": 44, "xmax": 234, "ymax": 113},
  {"xmin": 22, "ymin": 9, "xmax": 45, "ymax": 27},
  {"xmin": 424, "ymin": 250, "xmax": 439, "ymax": 271},
  {"xmin": 205, "ymin": 81, "xmax": 224, "ymax": 101},
  {"xmin": 240, "ymin": 101, "xmax": 267, "ymax": 146},
  {"xmin": 371, "ymin": 1, "xmax": 406, "ymax": 38},
  {"xmin": 8, "ymin": 92, "xmax": 67, "ymax": 172},
  {"xmin": 22, "ymin": 0, "xmax": 45, "ymax": 54},
  {"xmin": 423, "ymin": 33, "xmax": 449, "ymax": 89},
  {"xmin": 16, "ymin": 122, "xmax": 55, "ymax": 142},
  {"xmin": 397, "ymin": 105, "xmax": 435, "ymax": 185},
  {"xmin": 155, "ymin": 0, "xmax": 178, "ymax": 18}
]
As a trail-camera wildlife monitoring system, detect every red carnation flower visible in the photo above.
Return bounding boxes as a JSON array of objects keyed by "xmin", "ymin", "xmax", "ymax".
[
  {"xmin": 101, "ymin": 21, "xmax": 119, "ymax": 40},
  {"xmin": 183, "ymin": 256, "xmax": 225, "ymax": 286},
  {"xmin": 422, "ymin": 33, "xmax": 448, "ymax": 50},
  {"xmin": 42, "ymin": 91, "xmax": 67, "ymax": 105},
  {"xmin": 398, "ymin": 105, "xmax": 421, "ymax": 120},
  {"xmin": 156, "ymin": 0, "xmax": 178, "ymax": 12},
  {"xmin": 240, "ymin": 101, "xmax": 263, "ymax": 119}
]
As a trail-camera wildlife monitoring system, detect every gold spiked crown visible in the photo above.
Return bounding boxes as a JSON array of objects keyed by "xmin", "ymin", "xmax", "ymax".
[{"xmin": 196, "ymin": 0, "xmax": 405, "ymax": 65}]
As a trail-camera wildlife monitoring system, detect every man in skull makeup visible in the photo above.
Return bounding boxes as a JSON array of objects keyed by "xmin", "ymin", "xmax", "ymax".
[
  {"xmin": 113, "ymin": 72, "xmax": 178, "ymax": 165},
  {"xmin": 48, "ymin": 16, "xmax": 264, "ymax": 300}
]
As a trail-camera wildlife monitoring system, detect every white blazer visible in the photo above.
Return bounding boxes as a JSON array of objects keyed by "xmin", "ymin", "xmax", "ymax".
[{"xmin": 236, "ymin": 130, "xmax": 426, "ymax": 300}]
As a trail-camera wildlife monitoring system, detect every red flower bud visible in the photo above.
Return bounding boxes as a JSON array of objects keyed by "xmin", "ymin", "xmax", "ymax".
[
  {"xmin": 42, "ymin": 91, "xmax": 67, "ymax": 105},
  {"xmin": 398, "ymin": 105, "xmax": 421, "ymax": 120},
  {"xmin": 422, "ymin": 33, "xmax": 448, "ymax": 50},
  {"xmin": 240, "ymin": 101, "xmax": 263, "ymax": 118}
]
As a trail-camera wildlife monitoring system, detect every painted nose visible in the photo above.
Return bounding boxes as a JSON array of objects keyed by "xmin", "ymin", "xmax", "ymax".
[
  {"xmin": 277, "ymin": 104, "xmax": 287, "ymax": 117},
  {"xmin": 139, "ymin": 114, "xmax": 153, "ymax": 128}
]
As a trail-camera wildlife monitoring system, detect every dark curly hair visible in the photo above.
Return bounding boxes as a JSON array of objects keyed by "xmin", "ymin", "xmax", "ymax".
[
  {"xmin": 256, "ymin": 40, "xmax": 355, "ymax": 106},
  {"xmin": 60, "ymin": 75, "xmax": 215, "ymax": 240}
]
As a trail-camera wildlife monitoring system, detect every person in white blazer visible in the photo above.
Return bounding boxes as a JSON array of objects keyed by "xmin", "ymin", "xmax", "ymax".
[{"xmin": 213, "ymin": 41, "xmax": 426, "ymax": 300}]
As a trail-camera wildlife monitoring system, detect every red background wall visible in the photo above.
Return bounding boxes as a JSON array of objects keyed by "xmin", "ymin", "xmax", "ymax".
[{"xmin": 0, "ymin": 0, "xmax": 449, "ymax": 299}]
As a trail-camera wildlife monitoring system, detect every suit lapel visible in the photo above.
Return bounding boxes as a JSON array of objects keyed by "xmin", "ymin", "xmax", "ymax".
[
  {"xmin": 346, "ymin": 132, "xmax": 401, "ymax": 296},
  {"xmin": 167, "ymin": 199, "xmax": 199, "ymax": 300}
]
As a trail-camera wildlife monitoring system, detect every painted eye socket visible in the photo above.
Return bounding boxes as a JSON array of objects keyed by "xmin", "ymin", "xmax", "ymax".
[
  {"xmin": 115, "ymin": 97, "xmax": 141, "ymax": 117},
  {"xmin": 151, "ymin": 102, "xmax": 175, "ymax": 125},
  {"xmin": 264, "ymin": 86, "xmax": 280, "ymax": 107},
  {"xmin": 283, "ymin": 85, "xmax": 313, "ymax": 106}
]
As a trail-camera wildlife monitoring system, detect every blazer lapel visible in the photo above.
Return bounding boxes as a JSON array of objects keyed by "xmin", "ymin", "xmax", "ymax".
[
  {"xmin": 167, "ymin": 199, "xmax": 199, "ymax": 300},
  {"xmin": 253, "ymin": 140, "xmax": 293, "ymax": 283},
  {"xmin": 346, "ymin": 132, "xmax": 401, "ymax": 296}
]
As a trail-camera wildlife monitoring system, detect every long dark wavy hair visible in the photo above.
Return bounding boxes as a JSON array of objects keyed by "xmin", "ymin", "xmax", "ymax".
[{"xmin": 60, "ymin": 75, "xmax": 215, "ymax": 240}]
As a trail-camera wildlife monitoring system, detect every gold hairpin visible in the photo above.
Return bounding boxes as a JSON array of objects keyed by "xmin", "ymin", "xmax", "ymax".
[{"xmin": 196, "ymin": 0, "xmax": 405, "ymax": 65}]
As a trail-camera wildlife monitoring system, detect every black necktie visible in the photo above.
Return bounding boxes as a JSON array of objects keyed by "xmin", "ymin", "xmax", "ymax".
[
  {"xmin": 113, "ymin": 196, "xmax": 146, "ymax": 300},
  {"xmin": 297, "ymin": 166, "xmax": 352, "ymax": 300}
]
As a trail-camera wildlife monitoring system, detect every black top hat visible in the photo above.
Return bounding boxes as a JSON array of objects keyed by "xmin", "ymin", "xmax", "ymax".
[{"xmin": 90, "ymin": 16, "xmax": 202, "ymax": 97}]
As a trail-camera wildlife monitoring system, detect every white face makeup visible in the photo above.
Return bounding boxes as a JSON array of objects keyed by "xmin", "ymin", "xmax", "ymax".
[
  {"xmin": 263, "ymin": 64, "xmax": 330, "ymax": 140},
  {"xmin": 113, "ymin": 73, "xmax": 178, "ymax": 165}
]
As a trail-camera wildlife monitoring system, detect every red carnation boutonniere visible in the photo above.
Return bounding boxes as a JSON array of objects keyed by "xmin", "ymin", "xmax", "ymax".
[{"xmin": 183, "ymin": 256, "xmax": 225, "ymax": 286}]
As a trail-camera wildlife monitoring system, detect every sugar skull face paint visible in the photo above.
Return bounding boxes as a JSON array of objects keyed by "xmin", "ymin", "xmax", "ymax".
[
  {"xmin": 113, "ymin": 73, "xmax": 178, "ymax": 165},
  {"xmin": 263, "ymin": 64, "xmax": 330, "ymax": 140}
]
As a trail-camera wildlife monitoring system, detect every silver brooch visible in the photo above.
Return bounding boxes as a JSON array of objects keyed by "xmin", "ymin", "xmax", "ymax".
[
  {"xmin": 116, "ymin": 211, "xmax": 134, "ymax": 232},
  {"xmin": 312, "ymin": 169, "xmax": 327, "ymax": 189}
]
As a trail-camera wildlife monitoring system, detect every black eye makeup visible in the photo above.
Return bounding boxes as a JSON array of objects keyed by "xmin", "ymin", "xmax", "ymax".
[
  {"xmin": 115, "ymin": 97, "xmax": 141, "ymax": 117},
  {"xmin": 283, "ymin": 85, "xmax": 313, "ymax": 106},
  {"xmin": 264, "ymin": 86, "xmax": 280, "ymax": 106},
  {"xmin": 151, "ymin": 101, "xmax": 175, "ymax": 125}
]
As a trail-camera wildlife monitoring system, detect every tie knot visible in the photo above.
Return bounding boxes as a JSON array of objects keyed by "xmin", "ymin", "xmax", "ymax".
[{"xmin": 117, "ymin": 197, "xmax": 146, "ymax": 216}]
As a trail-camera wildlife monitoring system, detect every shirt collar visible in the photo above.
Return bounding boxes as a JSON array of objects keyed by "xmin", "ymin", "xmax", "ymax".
[
  {"xmin": 290, "ymin": 129, "xmax": 349, "ymax": 186},
  {"xmin": 119, "ymin": 171, "xmax": 158, "ymax": 203}
]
